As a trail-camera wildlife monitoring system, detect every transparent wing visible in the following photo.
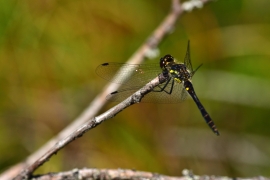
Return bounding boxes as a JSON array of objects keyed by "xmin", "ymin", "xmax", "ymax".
[
  {"xmin": 96, "ymin": 62, "xmax": 161, "ymax": 86},
  {"xmin": 183, "ymin": 40, "xmax": 194, "ymax": 72},
  {"xmin": 107, "ymin": 80, "xmax": 189, "ymax": 104}
]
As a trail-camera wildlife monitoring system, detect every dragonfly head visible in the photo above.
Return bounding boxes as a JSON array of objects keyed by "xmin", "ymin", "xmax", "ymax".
[{"xmin": 160, "ymin": 54, "xmax": 175, "ymax": 71}]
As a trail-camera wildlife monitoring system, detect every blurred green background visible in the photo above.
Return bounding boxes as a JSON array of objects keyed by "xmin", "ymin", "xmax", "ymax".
[{"xmin": 1, "ymin": 0, "xmax": 270, "ymax": 177}]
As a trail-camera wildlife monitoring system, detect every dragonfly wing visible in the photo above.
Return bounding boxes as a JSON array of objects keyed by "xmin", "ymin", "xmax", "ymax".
[
  {"xmin": 183, "ymin": 40, "xmax": 194, "ymax": 72},
  {"xmin": 106, "ymin": 88, "xmax": 138, "ymax": 102},
  {"xmin": 96, "ymin": 63, "xmax": 160, "ymax": 86}
]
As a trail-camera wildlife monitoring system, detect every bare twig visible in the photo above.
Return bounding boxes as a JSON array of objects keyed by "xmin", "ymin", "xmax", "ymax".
[
  {"xmin": 31, "ymin": 168, "xmax": 187, "ymax": 180},
  {"xmin": 1, "ymin": 0, "xmax": 214, "ymax": 180}
]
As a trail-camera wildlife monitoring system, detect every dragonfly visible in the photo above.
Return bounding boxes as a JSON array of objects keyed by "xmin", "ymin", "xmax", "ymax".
[{"xmin": 96, "ymin": 41, "xmax": 219, "ymax": 135}]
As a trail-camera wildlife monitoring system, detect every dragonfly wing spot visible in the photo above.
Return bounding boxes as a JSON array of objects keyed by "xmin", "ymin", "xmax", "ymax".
[{"xmin": 102, "ymin": 63, "xmax": 109, "ymax": 66}]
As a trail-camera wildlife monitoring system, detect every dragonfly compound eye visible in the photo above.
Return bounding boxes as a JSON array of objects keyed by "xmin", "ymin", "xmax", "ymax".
[{"xmin": 160, "ymin": 54, "xmax": 174, "ymax": 70}]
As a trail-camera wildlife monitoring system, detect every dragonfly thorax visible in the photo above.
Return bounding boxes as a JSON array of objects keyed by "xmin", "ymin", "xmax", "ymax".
[{"xmin": 169, "ymin": 64, "xmax": 191, "ymax": 82}]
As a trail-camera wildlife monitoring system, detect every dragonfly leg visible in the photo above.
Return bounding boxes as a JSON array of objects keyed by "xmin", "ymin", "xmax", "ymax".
[{"xmin": 153, "ymin": 77, "xmax": 174, "ymax": 94}]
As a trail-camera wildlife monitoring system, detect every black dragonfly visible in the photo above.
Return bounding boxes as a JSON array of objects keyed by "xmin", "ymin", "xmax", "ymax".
[{"xmin": 96, "ymin": 41, "xmax": 219, "ymax": 135}]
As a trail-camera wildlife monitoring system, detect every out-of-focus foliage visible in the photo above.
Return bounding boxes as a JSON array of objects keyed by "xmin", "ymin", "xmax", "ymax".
[{"xmin": 0, "ymin": 0, "xmax": 270, "ymax": 177}]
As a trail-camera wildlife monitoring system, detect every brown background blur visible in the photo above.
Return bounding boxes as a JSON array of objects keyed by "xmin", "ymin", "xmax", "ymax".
[{"xmin": 1, "ymin": 0, "xmax": 270, "ymax": 177}]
